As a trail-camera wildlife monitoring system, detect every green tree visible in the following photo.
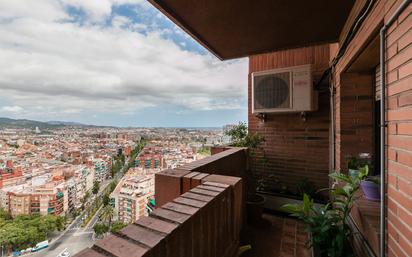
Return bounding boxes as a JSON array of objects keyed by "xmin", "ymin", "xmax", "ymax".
[
  {"xmin": 92, "ymin": 181, "xmax": 100, "ymax": 195},
  {"xmin": 55, "ymin": 216, "xmax": 65, "ymax": 231},
  {"xmin": 93, "ymin": 223, "xmax": 109, "ymax": 238},
  {"xmin": 102, "ymin": 193, "xmax": 110, "ymax": 206},
  {"xmin": 0, "ymin": 208, "xmax": 11, "ymax": 220},
  {"xmin": 0, "ymin": 214, "xmax": 61, "ymax": 251},
  {"xmin": 225, "ymin": 122, "xmax": 264, "ymax": 148},
  {"xmin": 100, "ymin": 205, "xmax": 114, "ymax": 227},
  {"xmin": 109, "ymin": 180, "xmax": 118, "ymax": 193}
]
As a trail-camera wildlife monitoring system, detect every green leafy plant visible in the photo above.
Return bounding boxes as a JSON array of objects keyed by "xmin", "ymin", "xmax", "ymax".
[
  {"xmin": 110, "ymin": 221, "xmax": 127, "ymax": 233},
  {"xmin": 282, "ymin": 168, "xmax": 368, "ymax": 257},
  {"xmin": 102, "ymin": 193, "xmax": 110, "ymax": 206},
  {"xmin": 347, "ymin": 155, "xmax": 371, "ymax": 170},
  {"xmin": 225, "ymin": 122, "xmax": 264, "ymax": 148},
  {"xmin": 357, "ymin": 165, "xmax": 380, "ymax": 185},
  {"xmin": 93, "ymin": 223, "xmax": 109, "ymax": 238},
  {"xmin": 296, "ymin": 178, "xmax": 316, "ymax": 198}
]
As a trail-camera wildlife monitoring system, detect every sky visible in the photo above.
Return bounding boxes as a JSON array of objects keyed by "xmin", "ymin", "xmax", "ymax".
[{"xmin": 0, "ymin": 0, "xmax": 248, "ymax": 127}]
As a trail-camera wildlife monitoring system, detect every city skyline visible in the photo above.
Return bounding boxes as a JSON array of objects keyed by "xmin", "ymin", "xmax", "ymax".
[{"xmin": 0, "ymin": 0, "xmax": 248, "ymax": 127}]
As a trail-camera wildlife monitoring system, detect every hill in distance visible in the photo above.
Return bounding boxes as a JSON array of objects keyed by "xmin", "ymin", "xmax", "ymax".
[{"xmin": 0, "ymin": 117, "xmax": 98, "ymax": 129}]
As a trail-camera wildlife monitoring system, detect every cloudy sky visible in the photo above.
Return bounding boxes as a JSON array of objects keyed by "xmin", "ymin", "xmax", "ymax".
[{"xmin": 0, "ymin": 0, "xmax": 248, "ymax": 127}]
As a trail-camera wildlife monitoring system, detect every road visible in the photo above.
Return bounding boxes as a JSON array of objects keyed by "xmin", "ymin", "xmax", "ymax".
[
  {"xmin": 31, "ymin": 220, "xmax": 95, "ymax": 257},
  {"xmin": 30, "ymin": 157, "xmax": 130, "ymax": 257},
  {"xmin": 30, "ymin": 180, "xmax": 110, "ymax": 257}
]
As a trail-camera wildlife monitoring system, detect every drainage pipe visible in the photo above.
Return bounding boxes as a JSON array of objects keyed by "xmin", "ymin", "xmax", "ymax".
[{"xmin": 380, "ymin": 1, "xmax": 411, "ymax": 256}]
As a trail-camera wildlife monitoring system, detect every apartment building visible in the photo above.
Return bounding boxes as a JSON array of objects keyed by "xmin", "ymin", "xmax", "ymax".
[
  {"xmin": 91, "ymin": 158, "xmax": 109, "ymax": 182},
  {"xmin": 110, "ymin": 174, "xmax": 154, "ymax": 223},
  {"xmin": 8, "ymin": 191, "xmax": 31, "ymax": 217},
  {"xmin": 30, "ymin": 184, "xmax": 65, "ymax": 216}
]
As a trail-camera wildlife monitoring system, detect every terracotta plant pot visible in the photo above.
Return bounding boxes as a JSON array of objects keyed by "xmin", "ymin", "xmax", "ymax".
[{"xmin": 246, "ymin": 194, "xmax": 265, "ymax": 225}]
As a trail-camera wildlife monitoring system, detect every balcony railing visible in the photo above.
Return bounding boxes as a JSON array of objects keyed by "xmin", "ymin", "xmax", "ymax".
[{"xmin": 74, "ymin": 147, "xmax": 246, "ymax": 257}]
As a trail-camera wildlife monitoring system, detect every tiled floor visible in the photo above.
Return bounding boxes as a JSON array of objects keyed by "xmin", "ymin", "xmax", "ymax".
[{"xmin": 240, "ymin": 213, "xmax": 311, "ymax": 257}]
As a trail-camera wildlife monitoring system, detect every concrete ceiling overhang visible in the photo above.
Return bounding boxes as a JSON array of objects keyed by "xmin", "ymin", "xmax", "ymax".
[{"xmin": 149, "ymin": 0, "xmax": 356, "ymax": 60}]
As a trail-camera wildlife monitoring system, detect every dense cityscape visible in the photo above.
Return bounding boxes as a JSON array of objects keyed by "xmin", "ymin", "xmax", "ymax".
[{"xmin": 0, "ymin": 124, "xmax": 230, "ymax": 257}]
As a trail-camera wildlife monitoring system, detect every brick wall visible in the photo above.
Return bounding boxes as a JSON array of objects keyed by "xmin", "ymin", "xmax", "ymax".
[
  {"xmin": 248, "ymin": 44, "xmax": 331, "ymax": 193},
  {"xmin": 333, "ymin": 1, "xmax": 412, "ymax": 256},
  {"xmin": 74, "ymin": 173, "xmax": 243, "ymax": 257},
  {"xmin": 155, "ymin": 147, "xmax": 247, "ymax": 207},
  {"xmin": 385, "ymin": 2, "xmax": 412, "ymax": 257}
]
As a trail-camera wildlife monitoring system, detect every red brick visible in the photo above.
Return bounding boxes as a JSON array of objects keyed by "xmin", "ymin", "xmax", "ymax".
[
  {"xmin": 398, "ymin": 177, "xmax": 412, "ymax": 196},
  {"xmin": 181, "ymin": 191, "xmax": 214, "ymax": 202},
  {"xmin": 389, "ymin": 160, "xmax": 412, "ymax": 181},
  {"xmin": 389, "ymin": 96, "xmax": 399, "ymax": 109},
  {"xmin": 398, "ymin": 150, "xmax": 412, "ymax": 167},
  {"xmin": 388, "ymin": 197, "xmax": 399, "ymax": 214},
  {"xmin": 398, "ymin": 27, "xmax": 412, "ymax": 51},
  {"xmin": 155, "ymin": 169, "xmax": 191, "ymax": 208},
  {"xmin": 389, "ymin": 234, "xmax": 408, "ymax": 257},
  {"xmin": 388, "ymin": 42, "xmax": 399, "ymax": 59},
  {"xmin": 398, "ymin": 122, "xmax": 412, "ymax": 135},
  {"xmin": 388, "ymin": 108, "xmax": 412, "ymax": 121},
  {"xmin": 389, "ymin": 123, "xmax": 398, "ymax": 134},
  {"xmin": 120, "ymin": 224, "xmax": 165, "ymax": 248},
  {"xmin": 388, "ymin": 44, "xmax": 412, "ymax": 71},
  {"xmin": 398, "ymin": 207, "xmax": 412, "ymax": 229},
  {"xmin": 388, "ymin": 69, "xmax": 399, "ymax": 84},
  {"xmin": 388, "ymin": 185, "xmax": 412, "ymax": 210},
  {"xmin": 135, "ymin": 216, "xmax": 178, "ymax": 234},
  {"xmin": 151, "ymin": 208, "xmax": 190, "ymax": 224},
  {"xmin": 388, "ymin": 174, "xmax": 399, "ymax": 190},
  {"xmin": 173, "ymin": 196, "xmax": 207, "ymax": 208},
  {"xmin": 94, "ymin": 234, "xmax": 148, "ymax": 257},
  {"xmin": 398, "ymin": 91, "xmax": 412, "ymax": 107},
  {"xmin": 183, "ymin": 172, "xmax": 200, "ymax": 193},
  {"xmin": 387, "ymin": 10, "xmax": 412, "ymax": 46},
  {"xmin": 389, "ymin": 148, "xmax": 398, "ymax": 161},
  {"xmin": 389, "ymin": 135, "xmax": 412, "ymax": 151},
  {"xmin": 399, "ymin": 60, "xmax": 412, "ymax": 79},
  {"xmin": 162, "ymin": 202, "xmax": 200, "ymax": 216}
]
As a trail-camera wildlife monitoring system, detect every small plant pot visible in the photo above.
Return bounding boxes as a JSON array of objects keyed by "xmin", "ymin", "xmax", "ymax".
[
  {"xmin": 348, "ymin": 169, "xmax": 360, "ymax": 179},
  {"xmin": 246, "ymin": 194, "xmax": 266, "ymax": 225},
  {"xmin": 361, "ymin": 180, "xmax": 380, "ymax": 201}
]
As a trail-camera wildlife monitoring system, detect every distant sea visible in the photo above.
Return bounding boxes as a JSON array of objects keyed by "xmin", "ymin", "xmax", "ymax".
[{"xmin": 164, "ymin": 127, "xmax": 222, "ymax": 131}]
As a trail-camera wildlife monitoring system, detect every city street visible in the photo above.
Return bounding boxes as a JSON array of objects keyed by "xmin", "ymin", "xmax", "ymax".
[
  {"xmin": 31, "ymin": 221, "xmax": 94, "ymax": 257},
  {"xmin": 29, "ymin": 175, "xmax": 117, "ymax": 257}
]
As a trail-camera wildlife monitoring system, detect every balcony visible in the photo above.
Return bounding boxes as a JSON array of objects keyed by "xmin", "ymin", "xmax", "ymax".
[
  {"xmin": 31, "ymin": 0, "xmax": 412, "ymax": 256},
  {"xmin": 74, "ymin": 147, "xmax": 311, "ymax": 257}
]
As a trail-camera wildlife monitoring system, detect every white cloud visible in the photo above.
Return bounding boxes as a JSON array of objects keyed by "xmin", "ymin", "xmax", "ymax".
[
  {"xmin": 0, "ymin": 0, "xmax": 68, "ymax": 22},
  {"xmin": 1, "ymin": 106, "xmax": 24, "ymax": 113},
  {"xmin": 0, "ymin": 0, "xmax": 247, "ymax": 121},
  {"xmin": 60, "ymin": 0, "xmax": 145, "ymax": 21}
]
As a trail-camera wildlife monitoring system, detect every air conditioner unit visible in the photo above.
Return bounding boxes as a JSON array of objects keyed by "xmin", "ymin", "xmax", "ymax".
[{"xmin": 252, "ymin": 64, "xmax": 317, "ymax": 113}]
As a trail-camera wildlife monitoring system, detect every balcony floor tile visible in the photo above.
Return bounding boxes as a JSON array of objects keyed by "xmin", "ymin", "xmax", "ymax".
[{"xmin": 240, "ymin": 213, "xmax": 311, "ymax": 257}]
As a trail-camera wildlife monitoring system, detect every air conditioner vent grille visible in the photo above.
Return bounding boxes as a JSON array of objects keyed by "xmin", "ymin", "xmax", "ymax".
[{"xmin": 254, "ymin": 71, "xmax": 291, "ymax": 110}]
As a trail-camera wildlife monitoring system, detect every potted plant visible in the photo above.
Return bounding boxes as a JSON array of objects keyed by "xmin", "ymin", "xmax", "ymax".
[
  {"xmin": 347, "ymin": 156, "xmax": 360, "ymax": 179},
  {"xmin": 347, "ymin": 153, "xmax": 371, "ymax": 179},
  {"xmin": 281, "ymin": 168, "xmax": 368, "ymax": 257},
  {"xmin": 225, "ymin": 122, "xmax": 265, "ymax": 224},
  {"xmin": 256, "ymin": 174, "xmax": 325, "ymax": 213}
]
